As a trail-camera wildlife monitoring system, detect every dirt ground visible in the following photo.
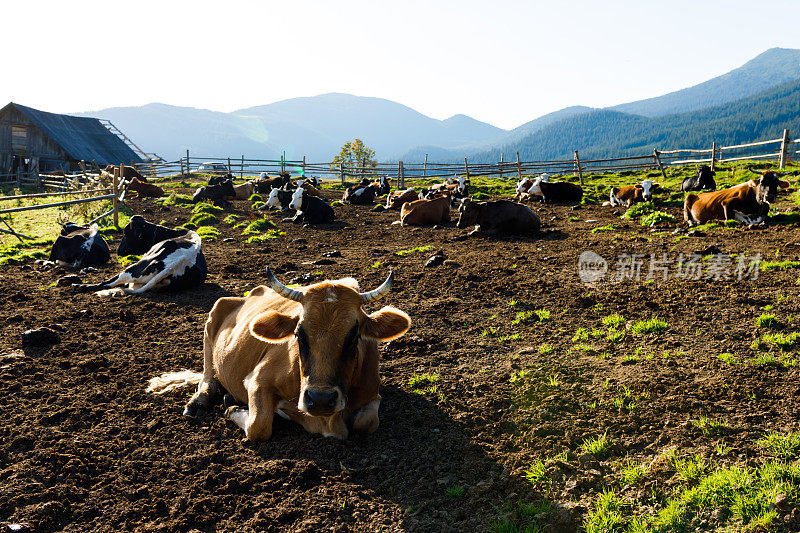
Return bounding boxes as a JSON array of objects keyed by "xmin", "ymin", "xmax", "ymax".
[{"xmin": 2, "ymin": 184, "xmax": 800, "ymax": 532}]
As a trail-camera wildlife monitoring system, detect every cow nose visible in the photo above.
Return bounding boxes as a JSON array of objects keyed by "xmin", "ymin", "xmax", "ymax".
[{"xmin": 304, "ymin": 389, "xmax": 338, "ymax": 411}]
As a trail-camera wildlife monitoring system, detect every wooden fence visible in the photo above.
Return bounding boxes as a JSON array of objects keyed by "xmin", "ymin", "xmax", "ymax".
[{"xmin": 131, "ymin": 129, "xmax": 796, "ymax": 188}]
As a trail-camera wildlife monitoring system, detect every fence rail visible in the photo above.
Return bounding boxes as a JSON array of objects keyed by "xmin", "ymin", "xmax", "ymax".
[{"xmin": 132, "ymin": 129, "xmax": 794, "ymax": 188}]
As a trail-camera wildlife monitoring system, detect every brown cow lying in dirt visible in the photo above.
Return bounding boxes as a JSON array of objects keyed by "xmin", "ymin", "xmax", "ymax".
[
  {"xmin": 684, "ymin": 169, "xmax": 790, "ymax": 226},
  {"xmin": 456, "ymin": 198, "xmax": 540, "ymax": 236},
  {"xmin": 148, "ymin": 269, "xmax": 410, "ymax": 440},
  {"xmin": 608, "ymin": 179, "xmax": 659, "ymax": 207},
  {"xmin": 125, "ymin": 178, "xmax": 164, "ymax": 198},
  {"xmin": 386, "ymin": 188, "xmax": 419, "ymax": 210},
  {"xmin": 395, "ymin": 195, "xmax": 450, "ymax": 226}
]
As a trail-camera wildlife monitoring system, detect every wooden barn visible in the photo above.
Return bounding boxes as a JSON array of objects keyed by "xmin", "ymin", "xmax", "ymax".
[{"xmin": 0, "ymin": 102, "xmax": 143, "ymax": 181}]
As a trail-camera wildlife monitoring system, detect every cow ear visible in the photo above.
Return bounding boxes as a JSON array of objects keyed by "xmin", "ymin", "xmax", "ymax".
[
  {"xmin": 634, "ymin": 184, "xmax": 643, "ymax": 189},
  {"xmin": 779, "ymin": 180, "xmax": 791, "ymax": 188},
  {"xmin": 651, "ymin": 183, "xmax": 660, "ymax": 189},
  {"xmin": 250, "ymin": 311, "xmax": 299, "ymax": 343},
  {"xmin": 362, "ymin": 306, "xmax": 411, "ymax": 341}
]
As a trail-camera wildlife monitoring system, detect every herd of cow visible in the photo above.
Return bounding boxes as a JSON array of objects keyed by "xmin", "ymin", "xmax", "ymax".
[{"xmin": 39, "ymin": 163, "xmax": 792, "ymax": 442}]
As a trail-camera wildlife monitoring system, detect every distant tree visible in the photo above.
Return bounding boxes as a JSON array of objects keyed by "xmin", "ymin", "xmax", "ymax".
[{"xmin": 331, "ymin": 139, "xmax": 377, "ymax": 170}]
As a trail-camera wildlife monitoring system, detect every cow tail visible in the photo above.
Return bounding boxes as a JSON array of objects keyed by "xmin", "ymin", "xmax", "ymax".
[
  {"xmin": 146, "ymin": 370, "xmax": 202, "ymax": 394},
  {"xmin": 683, "ymin": 195, "xmax": 698, "ymax": 224}
]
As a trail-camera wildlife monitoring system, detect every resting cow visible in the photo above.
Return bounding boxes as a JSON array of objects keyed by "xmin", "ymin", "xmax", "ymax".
[
  {"xmin": 515, "ymin": 174, "xmax": 549, "ymax": 202},
  {"xmin": 682, "ymin": 165, "xmax": 717, "ymax": 192},
  {"xmin": 208, "ymin": 173, "xmax": 234, "ymax": 186},
  {"xmin": 48, "ymin": 223, "xmax": 110, "ymax": 268},
  {"xmin": 343, "ymin": 182, "xmax": 377, "ymax": 205},
  {"xmin": 193, "ymin": 179, "xmax": 235, "ymax": 204},
  {"xmin": 147, "ymin": 268, "xmax": 411, "ymax": 441},
  {"xmin": 297, "ymin": 179, "xmax": 323, "ymax": 198},
  {"xmin": 265, "ymin": 186, "xmax": 294, "ymax": 211},
  {"xmin": 105, "ymin": 164, "xmax": 146, "ymax": 182},
  {"xmin": 233, "ymin": 181, "xmax": 256, "ymax": 200},
  {"xmin": 254, "ymin": 173, "xmax": 292, "ymax": 194},
  {"xmin": 374, "ymin": 176, "xmax": 391, "ymax": 196},
  {"xmin": 288, "ymin": 187, "xmax": 336, "ymax": 224},
  {"xmin": 396, "ymin": 195, "xmax": 450, "ymax": 226},
  {"xmin": 456, "ymin": 199, "xmax": 540, "ymax": 236},
  {"xmin": 684, "ymin": 169, "xmax": 789, "ymax": 226},
  {"xmin": 608, "ymin": 179, "xmax": 658, "ymax": 207},
  {"xmin": 525, "ymin": 177, "xmax": 582, "ymax": 204},
  {"xmin": 386, "ymin": 188, "xmax": 418, "ymax": 210},
  {"xmin": 125, "ymin": 178, "xmax": 165, "ymax": 198},
  {"xmin": 78, "ymin": 216, "xmax": 206, "ymax": 295}
]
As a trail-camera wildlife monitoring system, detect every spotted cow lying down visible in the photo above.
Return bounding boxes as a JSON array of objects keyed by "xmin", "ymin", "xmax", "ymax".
[
  {"xmin": 48, "ymin": 222, "xmax": 111, "ymax": 269},
  {"xmin": 77, "ymin": 216, "xmax": 206, "ymax": 296}
]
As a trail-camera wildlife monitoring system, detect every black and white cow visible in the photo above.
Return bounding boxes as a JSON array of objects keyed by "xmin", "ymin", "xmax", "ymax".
[
  {"xmin": 208, "ymin": 173, "xmax": 234, "ymax": 186},
  {"xmin": 682, "ymin": 165, "xmax": 717, "ymax": 192},
  {"xmin": 48, "ymin": 222, "xmax": 111, "ymax": 268},
  {"xmin": 375, "ymin": 176, "xmax": 391, "ymax": 196},
  {"xmin": 525, "ymin": 177, "xmax": 583, "ymax": 204},
  {"xmin": 78, "ymin": 216, "xmax": 206, "ymax": 295},
  {"xmin": 192, "ymin": 179, "xmax": 235, "ymax": 204},
  {"xmin": 287, "ymin": 187, "xmax": 336, "ymax": 224},
  {"xmin": 265, "ymin": 186, "xmax": 294, "ymax": 211}
]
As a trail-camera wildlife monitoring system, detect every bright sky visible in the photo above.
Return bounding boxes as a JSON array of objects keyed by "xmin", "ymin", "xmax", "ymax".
[{"xmin": 4, "ymin": 0, "xmax": 800, "ymax": 130}]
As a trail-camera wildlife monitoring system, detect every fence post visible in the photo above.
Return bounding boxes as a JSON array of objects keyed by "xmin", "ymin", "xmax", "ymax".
[
  {"xmin": 186, "ymin": 150, "xmax": 190, "ymax": 174},
  {"xmin": 500, "ymin": 153, "xmax": 504, "ymax": 180},
  {"xmin": 712, "ymin": 141, "xmax": 718, "ymax": 171},
  {"xmin": 281, "ymin": 152, "xmax": 285, "ymax": 174},
  {"xmin": 180, "ymin": 158, "xmax": 185, "ymax": 176},
  {"xmin": 16, "ymin": 165, "xmax": 21, "ymax": 189},
  {"xmin": 423, "ymin": 154, "xmax": 428, "ymax": 179},
  {"xmin": 360, "ymin": 159, "xmax": 366, "ymax": 181},
  {"xmin": 516, "ymin": 151, "xmax": 522, "ymax": 180},
  {"xmin": 780, "ymin": 129, "xmax": 791, "ymax": 170},
  {"xmin": 653, "ymin": 149, "xmax": 667, "ymax": 180},
  {"xmin": 241, "ymin": 155, "xmax": 244, "ymax": 178},
  {"xmin": 340, "ymin": 162, "xmax": 345, "ymax": 185},
  {"xmin": 400, "ymin": 161, "xmax": 405, "ymax": 188},
  {"xmin": 302, "ymin": 156, "xmax": 306, "ymax": 178},
  {"xmin": 574, "ymin": 150, "xmax": 583, "ymax": 186},
  {"xmin": 227, "ymin": 157, "xmax": 232, "ymax": 174},
  {"xmin": 464, "ymin": 157, "xmax": 470, "ymax": 182},
  {"xmin": 112, "ymin": 167, "xmax": 119, "ymax": 227}
]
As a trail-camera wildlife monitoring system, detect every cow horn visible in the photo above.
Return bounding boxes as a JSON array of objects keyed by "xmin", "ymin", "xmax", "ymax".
[
  {"xmin": 749, "ymin": 168, "xmax": 762, "ymax": 175},
  {"xmin": 265, "ymin": 267, "xmax": 304, "ymax": 301},
  {"xmin": 360, "ymin": 271, "xmax": 393, "ymax": 303}
]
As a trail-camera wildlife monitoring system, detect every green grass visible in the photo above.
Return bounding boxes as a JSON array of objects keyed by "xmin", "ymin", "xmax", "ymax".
[
  {"xmin": 196, "ymin": 226, "xmax": 220, "ymax": 240},
  {"xmin": 244, "ymin": 229, "xmax": 285, "ymax": 243},
  {"xmin": 583, "ymin": 489, "xmax": 628, "ymax": 533},
  {"xmin": 716, "ymin": 352, "xmax": 738, "ymax": 364},
  {"xmin": 755, "ymin": 313, "xmax": 780, "ymax": 329},
  {"xmin": 691, "ymin": 416, "xmax": 729, "ymax": 436},
  {"xmin": 631, "ymin": 317, "xmax": 668, "ymax": 335},
  {"xmin": 117, "ymin": 255, "xmax": 141, "ymax": 267},
  {"xmin": 760, "ymin": 331, "xmax": 800, "ymax": 351},
  {"xmin": 223, "ymin": 214, "xmax": 240, "ymax": 224},
  {"xmin": 538, "ymin": 343, "xmax": 554, "ymax": 355},
  {"xmin": 248, "ymin": 194, "xmax": 262, "ymax": 202},
  {"xmin": 640, "ymin": 211, "xmax": 676, "ymax": 227},
  {"xmin": 602, "ymin": 313, "xmax": 626, "ymax": 329},
  {"xmin": 445, "ymin": 485, "xmax": 464, "ymax": 498},
  {"xmin": 581, "ymin": 433, "xmax": 610, "ymax": 458},
  {"xmin": 620, "ymin": 459, "xmax": 647, "ymax": 486},
  {"xmin": 621, "ymin": 201, "xmax": 655, "ymax": 219},
  {"xmin": 188, "ymin": 212, "xmax": 217, "ymax": 226},
  {"xmin": 154, "ymin": 193, "xmax": 194, "ymax": 207},
  {"xmin": 408, "ymin": 373, "xmax": 439, "ymax": 389},
  {"xmin": 524, "ymin": 460, "xmax": 549, "ymax": 486},
  {"xmin": 591, "ymin": 223, "xmax": 619, "ymax": 233},
  {"xmin": 760, "ymin": 260, "xmax": 800, "ymax": 271},
  {"xmin": 394, "ymin": 245, "xmax": 433, "ymax": 256},
  {"xmin": 241, "ymin": 217, "xmax": 277, "ymax": 235},
  {"xmin": 757, "ymin": 431, "xmax": 800, "ymax": 459}
]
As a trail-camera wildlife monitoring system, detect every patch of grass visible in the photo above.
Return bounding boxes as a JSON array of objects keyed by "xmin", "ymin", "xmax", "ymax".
[
  {"xmin": 251, "ymin": 201, "xmax": 266, "ymax": 210},
  {"xmin": 591, "ymin": 223, "xmax": 619, "ymax": 233},
  {"xmin": 394, "ymin": 245, "xmax": 433, "ymax": 256},
  {"xmin": 631, "ymin": 317, "xmax": 668, "ymax": 335},
  {"xmin": 188, "ymin": 212, "xmax": 217, "ymax": 226},
  {"xmin": 547, "ymin": 375, "xmax": 560, "ymax": 387},
  {"xmin": 538, "ymin": 343, "xmax": 554, "ymax": 355},
  {"xmin": 370, "ymin": 260, "xmax": 380, "ymax": 269},
  {"xmin": 758, "ymin": 431, "xmax": 800, "ymax": 459},
  {"xmin": 621, "ymin": 201, "xmax": 655, "ymax": 219},
  {"xmin": 692, "ymin": 416, "xmax": 729, "ymax": 436},
  {"xmin": 572, "ymin": 327, "xmax": 589, "ymax": 342},
  {"xmin": 524, "ymin": 460, "xmax": 549, "ymax": 486},
  {"xmin": 117, "ymin": 255, "xmax": 141, "ymax": 267},
  {"xmin": 154, "ymin": 193, "xmax": 194, "ymax": 207},
  {"xmin": 534, "ymin": 309, "xmax": 550, "ymax": 321},
  {"xmin": 408, "ymin": 373, "xmax": 439, "ymax": 390},
  {"xmin": 760, "ymin": 260, "xmax": 800, "ymax": 271},
  {"xmin": 241, "ymin": 217, "xmax": 277, "ymax": 235},
  {"xmin": 248, "ymin": 194, "xmax": 262, "ymax": 202},
  {"xmin": 192, "ymin": 202, "xmax": 223, "ymax": 216},
  {"xmin": 196, "ymin": 226, "xmax": 220, "ymax": 240},
  {"xmin": 223, "ymin": 214, "xmax": 240, "ymax": 225},
  {"xmin": 760, "ymin": 331, "xmax": 800, "ymax": 351},
  {"xmin": 717, "ymin": 352, "xmax": 738, "ymax": 364},
  {"xmin": 602, "ymin": 313, "xmax": 625, "ymax": 329},
  {"xmin": 606, "ymin": 329, "xmax": 625, "ymax": 342},
  {"xmin": 581, "ymin": 433, "xmax": 610, "ymax": 458},
  {"xmin": 445, "ymin": 485, "xmax": 464, "ymax": 498},
  {"xmin": 621, "ymin": 354, "xmax": 640, "ymax": 364},
  {"xmin": 756, "ymin": 313, "xmax": 781, "ymax": 329},
  {"xmin": 583, "ymin": 489, "xmax": 628, "ymax": 533},
  {"xmin": 244, "ymin": 229, "xmax": 285, "ymax": 243},
  {"xmin": 331, "ymin": 200, "xmax": 344, "ymax": 206},
  {"xmin": 620, "ymin": 459, "xmax": 647, "ymax": 486},
  {"xmin": 640, "ymin": 211, "xmax": 676, "ymax": 227}
]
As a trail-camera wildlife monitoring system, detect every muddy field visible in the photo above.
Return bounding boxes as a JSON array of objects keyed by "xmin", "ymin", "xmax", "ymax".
[{"xmin": 2, "ymin": 183, "xmax": 800, "ymax": 532}]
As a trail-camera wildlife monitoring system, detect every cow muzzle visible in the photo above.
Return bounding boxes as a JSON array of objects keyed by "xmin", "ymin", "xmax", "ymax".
[{"xmin": 300, "ymin": 386, "xmax": 344, "ymax": 416}]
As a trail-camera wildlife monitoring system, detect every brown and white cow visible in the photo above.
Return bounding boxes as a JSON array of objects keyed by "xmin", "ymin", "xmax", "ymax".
[
  {"xmin": 106, "ymin": 164, "xmax": 146, "ymax": 182},
  {"xmin": 148, "ymin": 269, "xmax": 410, "ymax": 441},
  {"xmin": 515, "ymin": 174, "xmax": 549, "ymax": 202},
  {"xmin": 396, "ymin": 194, "xmax": 450, "ymax": 226},
  {"xmin": 608, "ymin": 180, "xmax": 659, "ymax": 207},
  {"xmin": 233, "ymin": 181, "xmax": 256, "ymax": 200},
  {"xmin": 684, "ymin": 170, "xmax": 790, "ymax": 226},
  {"xmin": 386, "ymin": 188, "xmax": 419, "ymax": 210}
]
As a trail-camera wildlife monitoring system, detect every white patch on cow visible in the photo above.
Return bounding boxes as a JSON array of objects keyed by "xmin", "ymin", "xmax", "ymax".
[
  {"xmin": 80, "ymin": 224, "xmax": 99, "ymax": 253},
  {"xmin": 540, "ymin": 173, "xmax": 550, "ymax": 183},
  {"xmin": 528, "ymin": 176, "xmax": 544, "ymax": 196},
  {"xmin": 96, "ymin": 288, "xmax": 125, "ymax": 297},
  {"xmin": 325, "ymin": 287, "xmax": 337, "ymax": 303},
  {"xmin": 457, "ymin": 175, "xmax": 467, "ymax": 194},
  {"xmin": 641, "ymin": 180, "xmax": 653, "ymax": 199},
  {"xmin": 296, "ymin": 179, "xmax": 305, "ymax": 187},
  {"xmin": 289, "ymin": 187, "xmax": 304, "ymax": 210},
  {"xmin": 259, "ymin": 172, "xmax": 267, "ymax": 179},
  {"xmin": 227, "ymin": 407, "xmax": 249, "ymax": 430},
  {"xmin": 515, "ymin": 179, "xmax": 529, "ymax": 194},
  {"xmin": 55, "ymin": 259, "xmax": 74, "ymax": 268},
  {"xmin": 276, "ymin": 400, "xmax": 291, "ymax": 420},
  {"xmin": 266, "ymin": 187, "xmax": 281, "ymax": 208}
]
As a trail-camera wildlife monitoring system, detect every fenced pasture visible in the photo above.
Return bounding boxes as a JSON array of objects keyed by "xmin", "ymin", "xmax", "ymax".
[{"xmin": 3, "ymin": 156, "xmax": 800, "ymax": 531}]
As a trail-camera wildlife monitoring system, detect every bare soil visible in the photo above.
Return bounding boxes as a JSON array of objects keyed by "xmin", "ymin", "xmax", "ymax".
[{"xmin": 2, "ymin": 186, "xmax": 800, "ymax": 532}]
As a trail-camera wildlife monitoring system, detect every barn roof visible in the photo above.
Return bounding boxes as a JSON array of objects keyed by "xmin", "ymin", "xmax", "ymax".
[{"xmin": 1, "ymin": 102, "xmax": 143, "ymax": 165}]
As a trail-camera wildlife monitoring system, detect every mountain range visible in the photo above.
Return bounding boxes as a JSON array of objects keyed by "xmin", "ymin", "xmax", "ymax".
[{"xmin": 74, "ymin": 47, "xmax": 800, "ymax": 163}]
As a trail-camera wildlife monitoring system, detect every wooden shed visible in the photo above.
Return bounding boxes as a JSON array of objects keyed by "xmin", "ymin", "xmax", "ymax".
[{"xmin": 0, "ymin": 102, "xmax": 143, "ymax": 182}]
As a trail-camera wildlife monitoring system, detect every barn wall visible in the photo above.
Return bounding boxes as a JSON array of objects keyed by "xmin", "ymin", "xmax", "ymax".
[{"xmin": 0, "ymin": 106, "xmax": 69, "ymax": 175}]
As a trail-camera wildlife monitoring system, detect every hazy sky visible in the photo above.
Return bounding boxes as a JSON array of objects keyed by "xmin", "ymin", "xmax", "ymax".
[{"xmin": 4, "ymin": 0, "xmax": 800, "ymax": 129}]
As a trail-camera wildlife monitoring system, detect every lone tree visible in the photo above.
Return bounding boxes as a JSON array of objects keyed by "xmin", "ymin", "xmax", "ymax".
[{"xmin": 331, "ymin": 139, "xmax": 377, "ymax": 176}]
